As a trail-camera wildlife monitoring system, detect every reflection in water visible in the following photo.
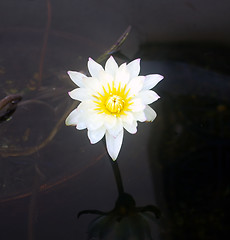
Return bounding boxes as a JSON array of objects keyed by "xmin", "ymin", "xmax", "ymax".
[
  {"xmin": 78, "ymin": 159, "xmax": 161, "ymax": 240},
  {"xmin": 0, "ymin": 88, "xmax": 72, "ymax": 158}
]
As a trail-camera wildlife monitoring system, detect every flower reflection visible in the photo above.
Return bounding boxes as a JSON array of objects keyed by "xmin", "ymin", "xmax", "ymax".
[
  {"xmin": 79, "ymin": 192, "xmax": 161, "ymax": 240},
  {"xmin": 66, "ymin": 56, "xmax": 163, "ymax": 160},
  {"xmin": 78, "ymin": 160, "xmax": 161, "ymax": 240}
]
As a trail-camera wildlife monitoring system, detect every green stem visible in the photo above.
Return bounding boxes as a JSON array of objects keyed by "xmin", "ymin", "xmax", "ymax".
[{"xmin": 110, "ymin": 159, "xmax": 124, "ymax": 195}]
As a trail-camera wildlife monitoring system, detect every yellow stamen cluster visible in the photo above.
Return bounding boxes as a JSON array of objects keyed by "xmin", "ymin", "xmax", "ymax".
[
  {"xmin": 105, "ymin": 95, "xmax": 124, "ymax": 113},
  {"xmin": 94, "ymin": 81, "xmax": 132, "ymax": 117}
]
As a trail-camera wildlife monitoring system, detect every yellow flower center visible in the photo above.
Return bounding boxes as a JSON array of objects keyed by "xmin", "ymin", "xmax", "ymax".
[
  {"xmin": 105, "ymin": 95, "xmax": 124, "ymax": 113},
  {"xmin": 93, "ymin": 81, "xmax": 132, "ymax": 117}
]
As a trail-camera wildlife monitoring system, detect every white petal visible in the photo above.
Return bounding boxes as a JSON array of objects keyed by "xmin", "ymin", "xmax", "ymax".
[
  {"xmin": 142, "ymin": 74, "xmax": 164, "ymax": 90},
  {"xmin": 120, "ymin": 112, "xmax": 135, "ymax": 125},
  {"xmin": 67, "ymin": 71, "xmax": 86, "ymax": 88},
  {"xmin": 130, "ymin": 98, "xmax": 145, "ymax": 112},
  {"xmin": 107, "ymin": 118, "xmax": 123, "ymax": 137},
  {"xmin": 82, "ymin": 77, "xmax": 99, "ymax": 89},
  {"xmin": 65, "ymin": 104, "xmax": 88, "ymax": 129},
  {"xmin": 75, "ymin": 101, "xmax": 95, "ymax": 117},
  {"xmin": 88, "ymin": 58, "xmax": 104, "ymax": 78},
  {"xmin": 138, "ymin": 90, "xmax": 160, "ymax": 104},
  {"xmin": 103, "ymin": 115, "xmax": 117, "ymax": 129},
  {"xmin": 76, "ymin": 120, "xmax": 87, "ymax": 130},
  {"xmin": 126, "ymin": 76, "xmax": 145, "ymax": 97},
  {"xmin": 105, "ymin": 56, "xmax": 118, "ymax": 76},
  {"xmin": 133, "ymin": 111, "xmax": 146, "ymax": 122},
  {"xmin": 144, "ymin": 106, "xmax": 157, "ymax": 122},
  {"xmin": 99, "ymin": 71, "xmax": 113, "ymax": 93},
  {"xmin": 105, "ymin": 129, "xmax": 124, "ymax": 160},
  {"xmin": 79, "ymin": 100, "xmax": 95, "ymax": 111},
  {"xmin": 86, "ymin": 113, "xmax": 105, "ymax": 130},
  {"xmin": 68, "ymin": 88, "xmax": 92, "ymax": 101},
  {"xmin": 65, "ymin": 108, "xmax": 80, "ymax": 126},
  {"xmin": 123, "ymin": 121, "xmax": 137, "ymax": 134},
  {"xmin": 115, "ymin": 63, "xmax": 130, "ymax": 88},
  {"xmin": 127, "ymin": 58, "xmax": 140, "ymax": 79},
  {"xmin": 88, "ymin": 126, "xmax": 106, "ymax": 144}
]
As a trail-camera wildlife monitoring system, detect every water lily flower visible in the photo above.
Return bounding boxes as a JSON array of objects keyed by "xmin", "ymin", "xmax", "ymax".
[{"xmin": 65, "ymin": 56, "xmax": 163, "ymax": 160}]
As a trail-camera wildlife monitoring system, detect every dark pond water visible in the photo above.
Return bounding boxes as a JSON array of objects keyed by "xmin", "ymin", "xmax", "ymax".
[{"xmin": 0, "ymin": 1, "xmax": 230, "ymax": 240}]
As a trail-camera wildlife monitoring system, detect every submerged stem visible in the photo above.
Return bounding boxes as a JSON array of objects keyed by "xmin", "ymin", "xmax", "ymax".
[{"xmin": 0, "ymin": 101, "xmax": 77, "ymax": 157}]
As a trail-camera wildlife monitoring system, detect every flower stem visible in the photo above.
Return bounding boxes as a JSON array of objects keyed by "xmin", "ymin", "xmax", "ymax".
[{"xmin": 110, "ymin": 159, "xmax": 124, "ymax": 195}]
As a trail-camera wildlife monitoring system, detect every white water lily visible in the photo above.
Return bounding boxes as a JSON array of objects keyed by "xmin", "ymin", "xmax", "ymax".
[{"xmin": 65, "ymin": 56, "xmax": 163, "ymax": 160}]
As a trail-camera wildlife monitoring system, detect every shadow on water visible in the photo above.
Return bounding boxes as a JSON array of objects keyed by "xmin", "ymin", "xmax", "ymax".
[{"xmin": 142, "ymin": 44, "xmax": 230, "ymax": 239}]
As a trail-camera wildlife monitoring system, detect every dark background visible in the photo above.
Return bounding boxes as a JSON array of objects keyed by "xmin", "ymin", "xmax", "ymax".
[{"xmin": 0, "ymin": 0, "xmax": 230, "ymax": 239}]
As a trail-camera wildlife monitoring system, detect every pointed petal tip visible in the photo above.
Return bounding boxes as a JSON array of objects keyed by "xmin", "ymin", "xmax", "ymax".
[
  {"xmin": 109, "ymin": 152, "xmax": 118, "ymax": 161},
  {"xmin": 67, "ymin": 70, "xmax": 73, "ymax": 77},
  {"xmin": 159, "ymin": 74, "xmax": 164, "ymax": 80},
  {"xmin": 150, "ymin": 74, "xmax": 164, "ymax": 79},
  {"xmin": 65, "ymin": 115, "xmax": 76, "ymax": 126},
  {"xmin": 65, "ymin": 119, "xmax": 74, "ymax": 126},
  {"xmin": 108, "ymin": 55, "xmax": 117, "ymax": 63},
  {"xmin": 67, "ymin": 70, "xmax": 77, "ymax": 76},
  {"xmin": 88, "ymin": 57, "xmax": 96, "ymax": 63},
  {"xmin": 132, "ymin": 58, "xmax": 140, "ymax": 62},
  {"xmin": 87, "ymin": 57, "xmax": 104, "ymax": 78},
  {"xmin": 134, "ymin": 58, "xmax": 141, "ymax": 66},
  {"xmin": 88, "ymin": 57, "xmax": 94, "ymax": 64},
  {"xmin": 154, "ymin": 74, "xmax": 164, "ymax": 82}
]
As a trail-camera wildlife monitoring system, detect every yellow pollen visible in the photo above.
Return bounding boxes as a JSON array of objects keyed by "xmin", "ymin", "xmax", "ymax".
[
  {"xmin": 105, "ymin": 95, "xmax": 124, "ymax": 113},
  {"xmin": 93, "ymin": 81, "xmax": 133, "ymax": 117}
]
